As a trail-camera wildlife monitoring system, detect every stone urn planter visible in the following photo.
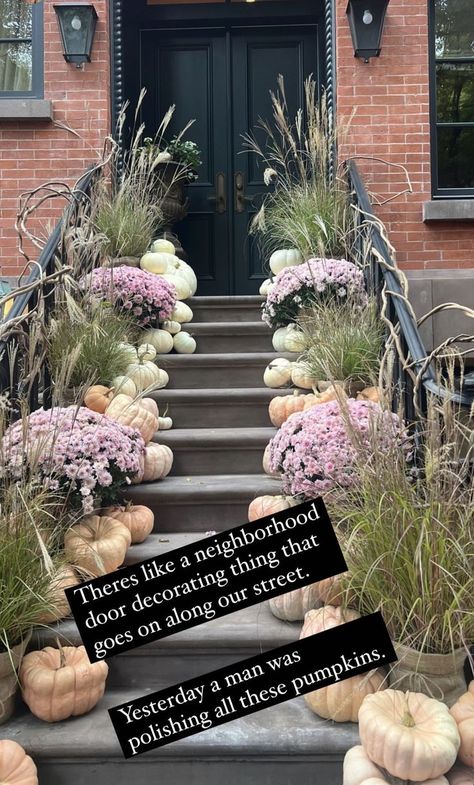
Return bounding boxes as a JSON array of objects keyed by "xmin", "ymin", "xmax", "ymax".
[
  {"xmin": 0, "ymin": 633, "xmax": 31, "ymax": 724},
  {"xmin": 156, "ymin": 160, "xmax": 189, "ymax": 232}
]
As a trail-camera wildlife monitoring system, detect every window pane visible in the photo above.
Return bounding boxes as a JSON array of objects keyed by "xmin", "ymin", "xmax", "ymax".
[
  {"xmin": 435, "ymin": 0, "xmax": 474, "ymax": 58},
  {"xmin": 0, "ymin": 41, "xmax": 32, "ymax": 91},
  {"xmin": 0, "ymin": 0, "xmax": 32, "ymax": 40},
  {"xmin": 437, "ymin": 63, "xmax": 474, "ymax": 122},
  {"xmin": 437, "ymin": 126, "xmax": 474, "ymax": 188}
]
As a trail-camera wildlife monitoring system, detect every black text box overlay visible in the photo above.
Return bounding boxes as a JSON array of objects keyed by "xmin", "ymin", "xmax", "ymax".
[
  {"xmin": 109, "ymin": 612, "xmax": 396, "ymax": 757},
  {"xmin": 66, "ymin": 499, "xmax": 347, "ymax": 663}
]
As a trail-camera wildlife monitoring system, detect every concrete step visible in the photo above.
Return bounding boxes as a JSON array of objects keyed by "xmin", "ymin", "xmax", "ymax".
[
  {"xmin": 1, "ymin": 690, "xmax": 356, "ymax": 785},
  {"xmin": 125, "ymin": 474, "xmax": 282, "ymax": 532},
  {"xmin": 158, "ymin": 352, "xmax": 295, "ymax": 389},
  {"xmin": 151, "ymin": 388, "xmax": 282, "ymax": 429},
  {"xmin": 154, "ymin": 427, "xmax": 275, "ymax": 475},
  {"xmin": 182, "ymin": 322, "xmax": 273, "ymax": 354},
  {"xmin": 189, "ymin": 295, "xmax": 264, "ymax": 323}
]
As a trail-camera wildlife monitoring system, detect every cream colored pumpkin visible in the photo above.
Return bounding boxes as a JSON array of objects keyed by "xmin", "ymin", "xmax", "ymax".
[
  {"xmin": 140, "ymin": 252, "xmax": 169, "ymax": 275},
  {"xmin": 140, "ymin": 397, "xmax": 159, "ymax": 418},
  {"xmin": 162, "ymin": 320, "xmax": 181, "ymax": 335},
  {"xmin": 152, "ymin": 238, "xmax": 175, "ymax": 255},
  {"xmin": 260, "ymin": 278, "xmax": 274, "ymax": 296},
  {"xmin": 447, "ymin": 764, "xmax": 474, "ymax": 785},
  {"xmin": 36, "ymin": 566, "xmax": 79, "ymax": 624},
  {"xmin": 140, "ymin": 442, "xmax": 173, "ymax": 482},
  {"xmin": 284, "ymin": 327, "xmax": 306, "ymax": 353},
  {"xmin": 126, "ymin": 359, "xmax": 163, "ymax": 391},
  {"xmin": 291, "ymin": 364, "xmax": 315, "ymax": 390},
  {"xmin": 64, "ymin": 516, "xmax": 131, "ymax": 577},
  {"xmin": 272, "ymin": 326, "xmax": 292, "ymax": 353},
  {"xmin": 161, "ymin": 272, "xmax": 192, "ymax": 301},
  {"xmin": 269, "ymin": 585, "xmax": 322, "ymax": 622},
  {"xmin": 344, "ymin": 746, "xmax": 450, "ymax": 785},
  {"xmin": 167, "ymin": 257, "xmax": 197, "ymax": 296},
  {"xmin": 264, "ymin": 358, "xmax": 293, "ymax": 388},
  {"xmin": 158, "ymin": 416, "xmax": 173, "ymax": 430},
  {"xmin": 358, "ymin": 689, "xmax": 461, "ymax": 781},
  {"xmin": 0, "ymin": 740, "xmax": 38, "ymax": 785},
  {"xmin": 300, "ymin": 607, "xmax": 386, "ymax": 722},
  {"xmin": 171, "ymin": 301, "xmax": 193, "ymax": 324},
  {"xmin": 248, "ymin": 495, "xmax": 294, "ymax": 522},
  {"xmin": 104, "ymin": 503, "xmax": 154, "ymax": 544},
  {"xmin": 450, "ymin": 682, "xmax": 474, "ymax": 767},
  {"xmin": 118, "ymin": 342, "xmax": 138, "ymax": 363},
  {"xmin": 111, "ymin": 375, "xmax": 137, "ymax": 398},
  {"xmin": 106, "ymin": 393, "xmax": 158, "ymax": 442},
  {"xmin": 142, "ymin": 329, "xmax": 174, "ymax": 354},
  {"xmin": 173, "ymin": 332, "xmax": 196, "ymax": 354},
  {"xmin": 20, "ymin": 645, "xmax": 108, "ymax": 722},
  {"xmin": 262, "ymin": 444, "xmax": 278, "ymax": 476},
  {"xmin": 269, "ymin": 248, "xmax": 303, "ymax": 275}
]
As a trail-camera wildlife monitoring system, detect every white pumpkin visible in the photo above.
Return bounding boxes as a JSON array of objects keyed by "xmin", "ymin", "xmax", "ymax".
[
  {"xmin": 155, "ymin": 368, "xmax": 169, "ymax": 389},
  {"xmin": 161, "ymin": 273, "xmax": 192, "ymax": 301},
  {"xmin": 167, "ymin": 257, "xmax": 197, "ymax": 296},
  {"xmin": 272, "ymin": 326, "xmax": 292, "ymax": 353},
  {"xmin": 140, "ymin": 252, "xmax": 169, "ymax": 275},
  {"xmin": 171, "ymin": 302, "xmax": 194, "ymax": 324},
  {"xmin": 162, "ymin": 320, "xmax": 181, "ymax": 335},
  {"xmin": 291, "ymin": 364, "xmax": 315, "ymax": 390},
  {"xmin": 269, "ymin": 248, "xmax": 303, "ymax": 276},
  {"xmin": 158, "ymin": 416, "xmax": 173, "ymax": 430},
  {"xmin": 284, "ymin": 328, "xmax": 306, "ymax": 353},
  {"xmin": 137, "ymin": 343, "xmax": 157, "ymax": 362},
  {"xmin": 173, "ymin": 332, "xmax": 196, "ymax": 354},
  {"xmin": 260, "ymin": 278, "xmax": 274, "ymax": 297},
  {"xmin": 126, "ymin": 360, "xmax": 162, "ymax": 391},
  {"xmin": 142, "ymin": 329, "xmax": 174, "ymax": 355},
  {"xmin": 152, "ymin": 238, "xmax": 175, "ymax": 255},
  {"xmin": 264, "ymin": 359, "xmax": 293, "ymax": 388},
  {"xmin": 111, "ymin": 375, "xmax": 137, "ymax": 398},
  {"xmin": 118, "ymin": 343, "xmax": 138, "ymax": 363}
]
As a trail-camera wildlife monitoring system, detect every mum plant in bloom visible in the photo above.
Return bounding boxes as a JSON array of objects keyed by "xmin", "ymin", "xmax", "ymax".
[
  {"xmin": 269, "ymin": 398, "xmax": 406, "ymax": 499},
  {"xmin": 86, "ymin": 266, "xmax": 176, "ymax": 328},
  {"xmin": 262, "ymin": 258, "xmax": 368, "ymax": 328},
  {"xmin": 3, "ymin": 407, "xmax": 145, "ymax": 514}
]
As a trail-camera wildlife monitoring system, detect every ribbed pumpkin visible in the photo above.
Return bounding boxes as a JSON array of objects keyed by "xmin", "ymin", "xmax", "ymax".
[
  {"xmin": 358, "ymin": 690, "xmax": 460, "ymax": 781},
  {"xmin": 20, "ymin": 645, "xmax": 108, "ymax": 723},
  {"xmin": 269, "ymin": 391, "xmax": 319, "ymax": 427},
  {"xmin": 104, "ymin": 503, "xmax": 154, "ymax": 544},
  {"xmin": 447, "ymin": 764, "xmax": 474, "ymax": 785},
  {"xmin": 300, "ymin": 606, "xmax": 386, "ymax": 722},
  {"xmin": 84, "ymin": 385, "xmax": 113, "ymax": 414},
  {"xmin": 140, "ymin": 397, "xmax": 159, "ymax": 419},
  {"xmin": 262, "ymin": 444, "xmax": 278, "ymax": 476},
  {"xmin": 315, "ymin": 573, "xmax": 344, "ymax": 606},
  {"xmin": 106, "ymin": 393, "xmax": 158, "ymax": 442},
  {"xmin": 139, "ymin": 443, "xmax": 174, "ymax": 482},
  {"xmin": 64, "ymin": 516, "xmax": 131, "ymax": 577},
  {"xmin": 0, "ymin": 740, "xmax": 38, "ymax": 785},
  {"xmin": 269, "ymin": 584, "xmax": 322, "ymax": 622},
  {"xmin": 450, "ymin": 682, "xmax": 474, "ymax": 767},
  {"xmin": 111, "ymin": 375, "xmax": 137, "ymax": 398},
  {"xmin": 343, "ymin": 746, "xmax": 449, "ymax": 785},
  {"xmin": 248, "ymin": 495, "xmax": 294, "ymax": 523},
  {"xmin": 142, "ymin": 329, "xmax": 174, "ymax": 355},
  {"xmin": 36, "ymin": 566, "xmax": 79, "ymax": 624}
]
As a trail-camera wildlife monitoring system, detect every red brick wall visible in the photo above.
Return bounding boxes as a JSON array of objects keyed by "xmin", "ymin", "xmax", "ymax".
[
  {"xmin": 336, "ymin": 0, "xmax": 474, "ymax": 270},
  {"xmin": 0, "ymin": 0, "xmax": 110, "ymax": 278}
]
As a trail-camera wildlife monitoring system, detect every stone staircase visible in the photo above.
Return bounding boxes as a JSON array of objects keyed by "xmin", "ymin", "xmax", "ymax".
[{"xmin": 1, "ymin": 296, "xmax": 358, "ymax": 784}]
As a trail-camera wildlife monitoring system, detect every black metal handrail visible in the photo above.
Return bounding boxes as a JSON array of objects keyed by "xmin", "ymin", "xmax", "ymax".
[
  {"xmin": 0, "ymin": 166, "xmax": 97, "ymax": 413},
  {"xmin": 346, "ymin": 159, "xmax": 474, "ymax": 419}
]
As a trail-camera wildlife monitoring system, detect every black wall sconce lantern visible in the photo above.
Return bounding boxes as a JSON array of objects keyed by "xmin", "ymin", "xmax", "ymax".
[
  {"xmin": 54, "ymin": 3, "xmax": 98, "ymax": 65},
  {"xmin": 346, "ymin": 0, "xmax": 390, "ymax": 63}
]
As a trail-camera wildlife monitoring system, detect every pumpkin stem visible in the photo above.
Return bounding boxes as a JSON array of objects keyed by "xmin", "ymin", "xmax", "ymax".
[
  {"xmin": 401, "ymin": 693, "xmax": 416, "ymax": 727},
  {"xmin": 56, "ymin": 637, "xmax": 67, "ymax": 669},
  {"xmin": 124, "ymin": 500, "xmax": 134, "ymax": 512}
]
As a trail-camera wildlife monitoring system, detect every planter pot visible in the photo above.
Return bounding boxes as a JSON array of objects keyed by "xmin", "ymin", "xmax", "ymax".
[
  {"xmin": 102, "ymin": 256, "xmax": 140, "ymax": 269},
  {"xmin": 155, "ymin": 160, "xmax": 189, "ymax": 233},
  {"xmin": 388, "ymin": 642, "xmax": 468, "ymax": 707},
  {"xmin": 0, "ymin": 633, "xmax": 31, "ymax": 724}
]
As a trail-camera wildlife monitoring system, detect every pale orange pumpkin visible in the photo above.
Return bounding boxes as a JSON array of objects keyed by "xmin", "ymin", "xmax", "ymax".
[
  {"xmin": 247, "ymin": 495, "xmax": 294, "ymax": 523},
  {"xmin": 106, "ymin": 394, "xmax": 158, "ymax": 443},
  {"xmin": 300, "ymin": 606, "xmax": 386, "ymax": 722},
  {"xmin": 20, "ymin": 645, "xmax": 109, "ymax": 723},
  {"xmin": 268, "ymin": 391, "xmax": 319, "ymax": 427},
  {"xmin": 447, "ymin": 764, "xmax": 474, "ymax": 785},
  {"xmin": 357, "ymin": 386, "xmax": 381, "ymax": 404},
  {"xmin": 35, "ymin": 566, "xmax": 79, "ymax": 624},
  {"xmin": 343, "ymin": 746, "xmax": 449, "ymax": 785},
  {"xmin": 140, "ymin": 397, "xmax": 159, "ymax": 418},
  {"xmin": 358, "ymin": 689, "xmax": 460, "ymax": 781},
  {"xmin": 84, "ymin": 385, "xmax": 113, "ymax": 414},
  {"xmin": 315, "ymin": 572, "xmax": 344, "ymax": 606},
  {"xmin": 269, "ymin": 584, "xmax": 322, "ymax": 622},
  {"xmin": 450, "ymin": 681, "xmax": 474, "ymax": 767},
  {"xmin": 262, "ymin": 444, "xmax": 278, "ymax": 476},
  {"xmin": 139, "ymin": 442, "xmax": 173, "ymax": 482},
  {"xmin": 64, "ymin": 515, "xmax": 131, "ymax": 576},
  {"xmin": 0, "ymin": 740, "xmax": 38, "ymax": 785},
  {"xmin": 104, "ymin": 503, "xmax": 154, "ymax": 544}
]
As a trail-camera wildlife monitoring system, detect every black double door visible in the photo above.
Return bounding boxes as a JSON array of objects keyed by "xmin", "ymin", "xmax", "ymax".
[{"xmin": 141, "ymin": 24, "xmax": 321, "ymax": 295}]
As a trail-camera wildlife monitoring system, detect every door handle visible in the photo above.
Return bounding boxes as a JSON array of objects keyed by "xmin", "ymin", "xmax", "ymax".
[
  {"xmin": 235, "ymin": 171, "xmax": 252, "ymax": 213},
  {"xmin": 208, "ymin": 172, "xmax": 227, "ymax": 214}
]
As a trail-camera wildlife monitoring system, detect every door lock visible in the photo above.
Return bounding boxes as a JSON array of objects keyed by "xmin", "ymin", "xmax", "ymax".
[{"xmin": 235, "ymin": 171, "xmax": 252, "ymax": 213}]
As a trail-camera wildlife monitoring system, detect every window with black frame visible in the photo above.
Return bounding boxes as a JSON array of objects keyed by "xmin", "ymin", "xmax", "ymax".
[
  {"xmin": 0, "ymin": 0, "xmax": 43, "ymax": 97},
  {"xmin": 433, "ymin": 0, "xmax": 474, "ymax": 195}
]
